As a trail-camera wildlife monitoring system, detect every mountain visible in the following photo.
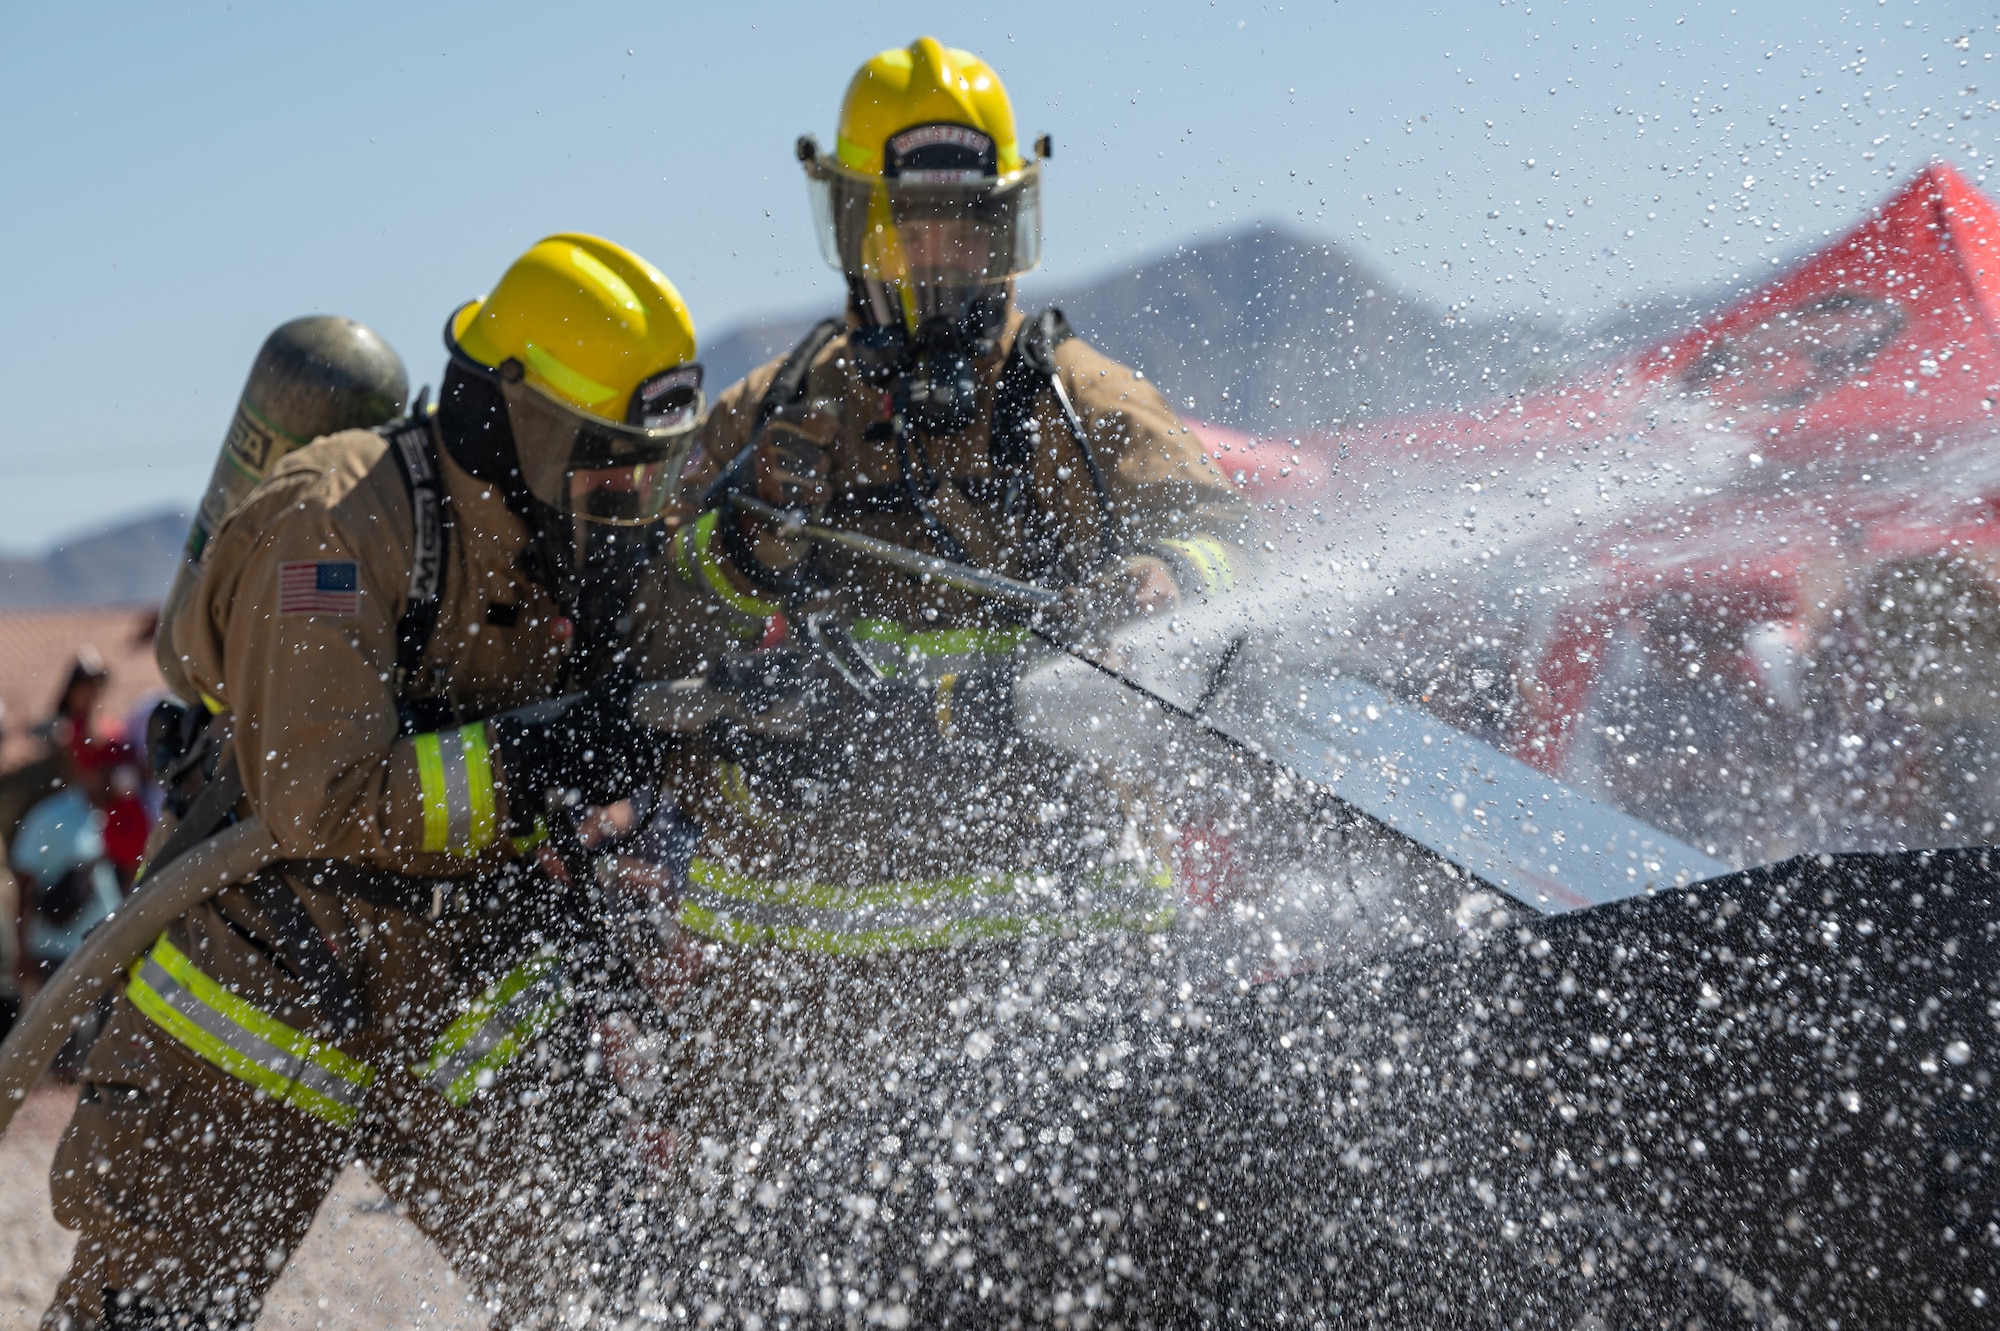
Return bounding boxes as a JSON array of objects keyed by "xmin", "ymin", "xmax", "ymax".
[
  {"xmin": 698, "ymin": 223, "xmax": 1729, "ymax": 437},
  {"xmin": 701, "ymin": 314, "xmax": 836, "ymax": 407},
  {"xmin": 6, "ymin": 225, "xmax": 1732, "ymax": 609},
  {"xmin": 0, "ymin": 511, "xmax": 187, "ymax": 609},
  {"xmin": 1034, "ymin": 225, "xmax": 1543, "ymax": 433}
]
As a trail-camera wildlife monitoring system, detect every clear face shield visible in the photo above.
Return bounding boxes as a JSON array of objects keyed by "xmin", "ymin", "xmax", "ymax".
[
  {"xmin": 444, "ymin": 311, "xmax": 706, "ymax": 533},
  {"xmin": 497, "ymin": 364, "xmax": 704, "ymax": 530},
  {"xmin": 804, "ymin": 151, "xmax": 1042, "ymax": 333},
  {"xmin": 495, "ymin": 361, "xmax": 707, "ymax": 637}
]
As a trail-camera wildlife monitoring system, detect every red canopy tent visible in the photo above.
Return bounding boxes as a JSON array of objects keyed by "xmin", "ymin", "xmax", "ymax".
[{"xmin": 1195, "ymin": 163, "xmax": 2000, "ymax": 861}]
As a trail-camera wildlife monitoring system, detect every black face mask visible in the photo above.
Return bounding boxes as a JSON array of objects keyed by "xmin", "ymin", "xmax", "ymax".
[
  {"xmin": 570, "ymin": 519, "xmax": 662, "ymax": 677},
  {"xmin": 440, "ymin": 362, "xmax": 662, "ymax": 673},
  {"xmin": 903, "ymin": 315, "xmax": 984, "ymax": 434},
  {"xmin": 515, "ymin": 504, "xmax": 663, "ymax": 681},
  {"xmin": 849, "ymin": 282, "xmax": 1009, "ymax": 435}
]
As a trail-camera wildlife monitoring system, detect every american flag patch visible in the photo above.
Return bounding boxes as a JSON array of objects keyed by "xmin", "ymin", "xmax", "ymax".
[{"xmin": 278, "ymin": 560, "xmax": 360, "ymax": 616}]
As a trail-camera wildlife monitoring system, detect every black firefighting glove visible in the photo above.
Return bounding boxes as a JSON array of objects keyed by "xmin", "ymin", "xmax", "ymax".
[
  {"xmin": 739, "ymin": 405, "xmax": 839, "ymax": 570},
  {"xmin": 490, "ymin": 675, "xmax": 667, "ymax": 833},
  {"xmin": 1046, "ymin": 553, "xmax": 1183, "ymax": 644}
]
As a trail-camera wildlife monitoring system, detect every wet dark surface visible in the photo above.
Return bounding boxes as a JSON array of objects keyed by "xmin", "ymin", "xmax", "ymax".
[{"xmin": 643, "ymin": 848, "xmax": 1997, "ymax": 1327}]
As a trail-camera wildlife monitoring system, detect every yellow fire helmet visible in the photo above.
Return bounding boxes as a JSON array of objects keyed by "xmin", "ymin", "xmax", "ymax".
[
  {"xmin": 447, "ymin": 233, "xmax": 702, "ymax": 526},
  {"xmin": 799, "ymin": 37, "xmax": 1050, "ymax": 332}
]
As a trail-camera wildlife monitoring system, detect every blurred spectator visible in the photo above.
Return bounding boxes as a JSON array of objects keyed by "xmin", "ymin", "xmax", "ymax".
[
  {"xmin": 0, "ymin": 646, "xmax": 156, "ymax": 1001},
  {"xmin": 41, "ymin": 645, "xmax": 109, "ymax": 758},
  {"xmin": 39, "ymin": 647, "xmax": 152, "ymax": 884},
  {"xmin": 9, "ymin": 784, "xmax": 121, "ymax": 983}
]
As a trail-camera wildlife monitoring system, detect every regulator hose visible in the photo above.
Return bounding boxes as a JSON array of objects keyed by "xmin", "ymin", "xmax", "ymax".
[{"xmin": 0, "ymin": 817, "xmax": 280, "ymax": 1140}]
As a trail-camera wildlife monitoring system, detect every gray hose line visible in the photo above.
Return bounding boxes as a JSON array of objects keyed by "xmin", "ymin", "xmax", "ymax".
[{"xmin": 0, "ymin": 817, "xmax": 280, "ymax": 1140}]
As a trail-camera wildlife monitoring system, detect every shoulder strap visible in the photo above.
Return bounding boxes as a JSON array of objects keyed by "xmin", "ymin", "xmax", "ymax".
[
  {"xmin": 382, "ymin": 413, "xmax": 447, "ymax": 708},
  {"xmin": 989, "ymin": 308, "xmax": 1117, "ymax": 562},
  {"xmin": 698, "ymin": 317, "xmax": 846, "ymax": 519},
  {"xmin": 989, "ymin": 307, "xmax": 1074, "ymax": 479},
  {"xmin": 755, "ymin": 318, "xmax": 844, "ymax": 428}
]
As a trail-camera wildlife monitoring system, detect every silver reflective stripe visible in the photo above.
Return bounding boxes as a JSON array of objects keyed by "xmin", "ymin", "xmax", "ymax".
[
  {"xmin": 135, "ymin": 957, "xmax": 367, "ymax": 1115},
  {"xmin": 420, "ymin": 969, "xmax": 564, "ymax": 1096},
  {"xmin": 435, "ymin": 726, "xmax": 473, "ymax": 851}
]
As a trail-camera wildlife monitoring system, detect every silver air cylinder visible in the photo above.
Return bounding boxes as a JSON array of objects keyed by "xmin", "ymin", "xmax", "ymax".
[{"xmin": 157, "ymin": 317, "xmax": 409, "ymax": 698}]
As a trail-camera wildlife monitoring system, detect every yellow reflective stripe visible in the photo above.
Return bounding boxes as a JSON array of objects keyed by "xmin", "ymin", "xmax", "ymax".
[
  {"xmin": 413, "ymin": 725, "xmax": 499, "ymax": 857},
  {"xmin": 414, "ymin": 731, "xmax": 450, "ymax": 853},
  {"xmin": 936, "ymin": 671, "xmax": 958, "ymax": 734},
  {"xmin": 690, "ymin": 856, "xmax": 1029, "ymax": 911},
  {"xmin": 199, "ymin": 692, "xmax": 227, "ymax": 715},
  {"xmin": 672, "ymin": 519, "xmax": 700, "ymax": 584},
  {"xmin": 523, "ymin": 341, "xmax": 618, "ymax": 407},
  {"xmin": 1160, "ymin": 536, "xmax": 1234, "ymax": 593},
  {"xmin": 509, "ymin": 818, "xmax": 548, "ymax": 856},
  {"xmin": 678, "ymin": 857, "xmax": 1175, "ymax": 954},
  {"xmin": 851, "ymin": 619, "xmax": 1033, "ymax": 657},
  {"xmin": 458, "ymin": 723, "xmax": 498, "ymax": 853},
  {"xmin": 411, "ymin": 951, "xmax": 566, "ymax": 1107},
  {"xmin": 126, "ymin": 935, "xmax": 373, "ymax": 1127},
  {"xmin": 834, "ymin": 133, "xmax": 874, "ymax": 171},
  {"xmin": 676, "ymin": 898, "xmax": 1176, "ymax": 955},
  {"xmin": 688, "ymin": 510, "xmax": 781, "ymax": 621}
]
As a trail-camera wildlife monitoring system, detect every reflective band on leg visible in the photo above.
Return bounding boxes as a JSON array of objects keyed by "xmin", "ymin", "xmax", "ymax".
[
  {"xmin": 414, "ymin": 724, "xmax": 498, "ymax": 856},
  {"xmin": 675, "ymin": 858, "xmax": 1176, "ymax": 954},
  {"xmin": 459, "ymin": 723, "xmax": 498, "ymax": 851},
  {"xmin": 436, "ymin": 728, "xmax": 472, "ymax": 847},
  {"xmin": 412, "ymin": 951, "xmax": 567, "ymax": 1108},
  {"xmin": 845, "ymin": 619, "xmax": 1034, "ymax": 688},
  {"xmin": 126, "ymin": 936, "xmax": 373, "ymax": 1127}
]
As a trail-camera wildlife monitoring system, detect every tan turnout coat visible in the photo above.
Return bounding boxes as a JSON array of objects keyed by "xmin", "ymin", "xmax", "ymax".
[
  {"xmin": 170, "ymin": 423, "xmax": 583, "ymax": 871},
  {"xmin": 648, "ymin": 310, "xmax": 1254, "ymax": 940}
]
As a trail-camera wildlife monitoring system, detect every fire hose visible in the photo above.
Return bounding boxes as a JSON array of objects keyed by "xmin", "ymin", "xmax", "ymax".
[
  {"xmin": 0, "ymin": 818, "xmax": 280, "ymax": 1137},
  {"xmin": 0, "ymin": 497, "xmax": 1262, "ymax": 1144}
]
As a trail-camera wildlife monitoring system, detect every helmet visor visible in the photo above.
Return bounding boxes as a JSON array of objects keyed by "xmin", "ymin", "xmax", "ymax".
[
  {"xmin": 805, "ymin": 157, "xmax": 1042, "ymax": 287},
  {"xmin": 500, "ymin": 367, "xmax": 704, "ymax": 527}
]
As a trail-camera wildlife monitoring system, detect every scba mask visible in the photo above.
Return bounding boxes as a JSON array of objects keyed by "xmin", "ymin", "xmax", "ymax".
[
  {"xmin": 803, "ymin": 125, "xmax": 1044, "ymax": 431},
  {"xmin": 497, "ymin": 358, "xmax": 703, "ymax": 530},
  {"xmin": 803, "ymin": 124, "xmax": 1042, "ymax": 319}
]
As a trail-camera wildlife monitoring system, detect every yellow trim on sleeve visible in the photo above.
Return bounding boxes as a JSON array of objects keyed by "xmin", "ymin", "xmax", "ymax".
[
  {"xmin": 459, "ymin": 722, "xmax": 498, "ymax": 854},
  {"xmin": 1160, "ymin": 535, "xmax": 1235, "ymax": 593},
  {"xmin": 687, "ymin": 509, "xmax": 781, "ymax": 621},
  {"xmin": 413, "ymin": 731, "xmax": 450, "ymax": 853}
]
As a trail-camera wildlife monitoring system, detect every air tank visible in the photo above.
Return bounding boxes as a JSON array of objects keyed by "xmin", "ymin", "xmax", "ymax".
[{"xmin": 156, "ymin": 317, "xmax": 409, "ymax": 698}]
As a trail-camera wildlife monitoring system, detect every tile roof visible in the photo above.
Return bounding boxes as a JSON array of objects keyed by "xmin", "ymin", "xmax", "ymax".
[{"xmin": 0, "ymin": 606, "xmax": 166, "ymax": 769}]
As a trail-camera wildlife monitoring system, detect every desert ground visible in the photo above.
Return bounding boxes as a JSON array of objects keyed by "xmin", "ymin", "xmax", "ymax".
[{"xmin": 1, "ymin": 1086, "xmax": 487, "ymax": 1328}]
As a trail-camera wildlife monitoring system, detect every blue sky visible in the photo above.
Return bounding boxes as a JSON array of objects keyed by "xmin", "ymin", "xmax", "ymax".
[{"xmin": 0, "ymin": 0, "xmax": 1984, "ymax": 548}]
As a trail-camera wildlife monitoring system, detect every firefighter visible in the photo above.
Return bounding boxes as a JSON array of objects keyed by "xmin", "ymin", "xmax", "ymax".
[
  {"xmin": 42, "ymin": 234, "xmax": 704, "ymax": 1330},
  {"xmin": 634, "ymin": 36, "xmax": 1253, "ymax": 1289}
]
